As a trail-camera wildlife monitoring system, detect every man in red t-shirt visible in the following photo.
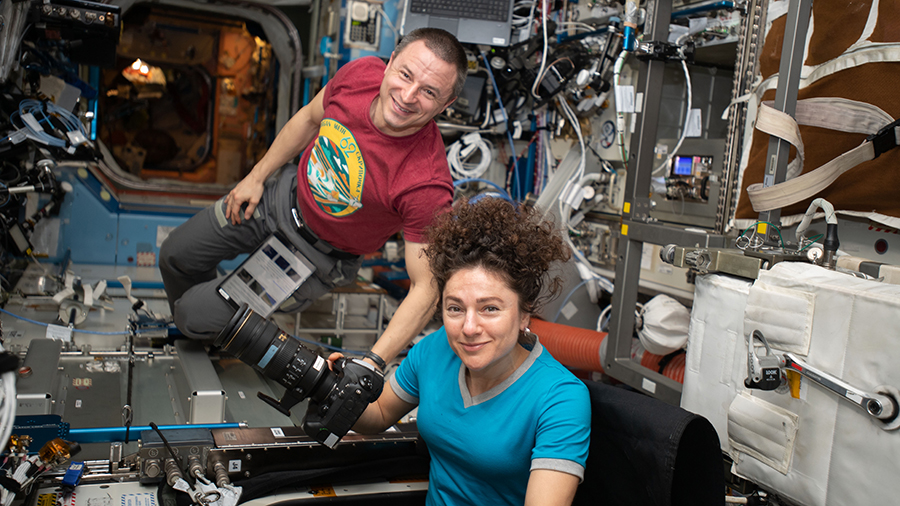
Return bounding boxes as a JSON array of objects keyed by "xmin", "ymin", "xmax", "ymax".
[{"xmin": 160, "ymin": 28, "xmax": 467, "ymax": 372}]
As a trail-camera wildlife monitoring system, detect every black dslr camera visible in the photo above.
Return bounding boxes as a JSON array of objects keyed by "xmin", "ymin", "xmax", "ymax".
[{"xmin": 214, "ymin": 304, "xmax": 384, "ymax": 448}]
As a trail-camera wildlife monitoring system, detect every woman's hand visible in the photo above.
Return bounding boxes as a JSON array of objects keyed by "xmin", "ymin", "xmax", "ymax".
[{"xmin": 326, "ymin": 352, "xmax": 345, "ymax": 370}]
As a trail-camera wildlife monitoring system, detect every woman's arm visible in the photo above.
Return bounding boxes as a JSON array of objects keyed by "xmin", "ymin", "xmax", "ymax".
[
  {"xmin": 352, "ymin": 380, "xmax": 417, "ymax": 434},
  {"xmin": 524, "ymin": 469, "xmax": 581, "ymax": 506}
]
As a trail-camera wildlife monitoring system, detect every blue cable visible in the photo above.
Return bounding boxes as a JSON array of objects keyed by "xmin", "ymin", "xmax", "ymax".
[
  {"xmin": 0, "ymin": 307, "xmax": 52, "ymax": 328},
  {"xmin": 453, "ymin": 177, "xmax": 511, "ymax": 198},
  {"xmin": 672, "ymin": 1, "xmax": 735, "ymax": 19},
  {"xmin": 469, "ymin": 192, "xmax": 513, "ymax": 204},
  {"xmin": 0, "ymin": 306, "xmax": 130, "ymax": 335},
  {"xmin": 0, "ymin": 306, "xmax": 371, "ymax": 364},
  {"xmin": 0, "ymin": 306, "xmax": 366, "ymax": 354},
  {"xmin": 480, "ymin": 51, "xmax": 523, "ymax": 199}
]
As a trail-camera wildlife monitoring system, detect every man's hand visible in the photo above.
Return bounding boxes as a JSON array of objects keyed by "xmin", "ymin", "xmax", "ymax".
[
  {"xmin": 222, "ymin": 87, "xmax": 326, "ymax": 226},
  {"xmin": 224, "ymin": 174, "xmax": 266, "ymax": 225}
]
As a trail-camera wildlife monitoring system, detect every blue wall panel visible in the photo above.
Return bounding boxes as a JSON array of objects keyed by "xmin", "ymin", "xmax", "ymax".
[
  {"xmin": 55, "ymin": 169, "xmax": 120, "ymax": 264},
  {"xmin": 53, "ymin": 166, "xmax": 245, "ymax": 271}
]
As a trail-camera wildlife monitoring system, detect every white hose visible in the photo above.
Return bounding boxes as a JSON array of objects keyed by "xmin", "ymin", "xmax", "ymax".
[
  {"xmin": 795, "ymin": 198, "xmax": 837, "ymax": 242},
  {"xmin": 652, "ymin": 60, "xmax": 692, "ymax": 175},
  {"xmin": 530, "ymin": 0, "xmax": 550, "ymax": 99},
  {"xmin": 613, "ymin": 50, "xmax": 630, "ymax": 165},
  {"xmin": 0, "ymin": 342, "xmax": 16, "ymax": 455}
]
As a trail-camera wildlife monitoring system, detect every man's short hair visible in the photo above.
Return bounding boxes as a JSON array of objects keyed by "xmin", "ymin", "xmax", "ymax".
[{"xmin": 394, "ymin": 28, "xmax": 468, "ymax": 99}]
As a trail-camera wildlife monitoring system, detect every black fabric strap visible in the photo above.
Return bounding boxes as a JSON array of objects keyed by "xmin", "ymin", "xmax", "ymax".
[
  {"xmin": 0, "ymin": 352, "xmax": 19, "ymax": 374},
  {"xmin": 290, "ymin": 188, "xmax": 359, "ymax": 261},
  {"xmin": 0, "ymin": 475, "xmax": 21, "ymax": 494}
]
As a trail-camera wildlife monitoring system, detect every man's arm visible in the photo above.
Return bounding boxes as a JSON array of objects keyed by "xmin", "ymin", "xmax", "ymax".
[
  {"xmin": 225, "ymin": 87, "xmax": 327, "ymax": 224},
  {"xmin": 367, "ymin": 240, "xmax": 437, "ymax": 365}
]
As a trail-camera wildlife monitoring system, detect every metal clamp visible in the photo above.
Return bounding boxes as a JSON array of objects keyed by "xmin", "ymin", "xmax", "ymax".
[{"xmin": 744, "ymin": 330, "xmax": 787, "ymax": 392}]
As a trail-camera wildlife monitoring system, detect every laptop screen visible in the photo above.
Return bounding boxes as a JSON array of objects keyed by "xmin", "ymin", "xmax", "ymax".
[{"xmin": 402, "ymin": 0, "xmax": 515, "ymax": 46}]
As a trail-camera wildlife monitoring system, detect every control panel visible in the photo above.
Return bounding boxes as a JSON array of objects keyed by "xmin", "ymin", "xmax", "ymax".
[
  {"xmin": 665, "ymin": 154, "xmax": 714, "ymax": 203},
  {"xmin": 32, "ymin": 0, "xmax": 122, "ymax": 66},
  {"xmin": 37, "ymin": 0, "xmax": 119, "ymax": 28},
  {"xmin": 344, "ymin": 0, "xmax": 382, "ymax": 51},
  {"xmin": 139, "ymin": 429, "xmax": 214, "ymax": 484}
]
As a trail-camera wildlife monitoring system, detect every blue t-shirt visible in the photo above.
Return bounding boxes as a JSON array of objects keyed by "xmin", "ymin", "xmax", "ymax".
[{"xmin": 391, "ymin": 327, "xmax": 591, "ymax": 506}]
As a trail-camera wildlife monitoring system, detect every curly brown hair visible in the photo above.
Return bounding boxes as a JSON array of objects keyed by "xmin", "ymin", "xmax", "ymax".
[{"xmin": 424, "ymin": 197, "xmax": 571, "ymax": 316}]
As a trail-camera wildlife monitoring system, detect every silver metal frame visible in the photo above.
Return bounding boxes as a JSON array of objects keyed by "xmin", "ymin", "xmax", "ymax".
[
  {"xmin": 605, "ymin": 0, "xmax": 814, "ymax": 405},
  {"xmin": 756, "ymin": 0, "xmax": 812, "ymax": 232},
  {"xmin": 719, "ymin": 0, "xmax": 767, "ymax": 231},
  {"xmin": 604, "ymin": 0, "xmax": 729, "ymax": 405}
]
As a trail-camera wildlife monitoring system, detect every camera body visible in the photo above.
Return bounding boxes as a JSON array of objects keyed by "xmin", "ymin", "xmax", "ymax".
[
  {"xmin": 304, "ymin": 357, "xmax": 383, "ymax": 448},
  {"xmin": 214, "ymin": 304, "xmax": 384, "ymax": 448}
]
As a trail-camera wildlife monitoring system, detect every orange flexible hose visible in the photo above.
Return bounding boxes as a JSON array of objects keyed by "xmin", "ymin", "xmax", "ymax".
[
  {"xmin": 530, "ymin": 318, "xmax": 606, "ymax": 373},
  {"xmin": 531, "ymin": 318, "xmax": 686, "ymax": 383},
  {"xmin": 638, "ymin": 349, "xmax": 686, "ymax": 384}
]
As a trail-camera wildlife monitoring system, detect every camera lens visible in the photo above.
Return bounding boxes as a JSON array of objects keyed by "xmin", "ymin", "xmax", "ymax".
[
  {"xmin": 214, "ymin": 304, "xmax": 336, "ymax": 410},
  {"xmin": 214, "ymin": 304, "xmax": 384, "ymax": 448}
]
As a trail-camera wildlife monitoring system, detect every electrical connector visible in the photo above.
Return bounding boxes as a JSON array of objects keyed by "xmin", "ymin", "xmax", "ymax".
[
  {"xmin": 60, "ymin": 461, "xmax": 85, "ymax": 492},
  {"xmin": 7, "ymin": 130, "xmax": 27, "ymax": 144},
  {"xmin": 37, "ymin": 438, "xmax": 80, "ymax": 467},
  {"xmin": 822, "ymin": 223, "xmax": 840, "ymax": 270}
]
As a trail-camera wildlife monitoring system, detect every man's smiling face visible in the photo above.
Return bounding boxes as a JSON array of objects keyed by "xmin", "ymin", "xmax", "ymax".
[{"xmin": 370, "ymin": 40, "xmax": 457, "ymax": 137}]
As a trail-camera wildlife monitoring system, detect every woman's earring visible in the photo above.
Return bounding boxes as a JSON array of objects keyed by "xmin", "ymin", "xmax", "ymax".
[{"xmin": 521, "ymin": 326, "xmax": 537, "ymax": 346}]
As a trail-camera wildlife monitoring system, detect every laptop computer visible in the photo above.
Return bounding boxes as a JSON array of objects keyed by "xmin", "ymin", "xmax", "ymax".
[{"xmin": 402, "ymin": 0, "xmax": 515, "ymax": 47}]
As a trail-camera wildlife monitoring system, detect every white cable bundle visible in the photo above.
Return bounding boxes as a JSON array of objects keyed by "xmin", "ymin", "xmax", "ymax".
[
  {"xmin": 0, "ymin": 342, "xmax": 15, "ymax": 456},
  {"xmin": 447, "ymin": 132, "xmax": 494, "ymax": 180},
  {"xmin": 0, "ymin": 456, "xmax": 38, "ymax": 506},
  {"xmin": 552, "ymin": 97, "xmax": 613, "ymax": 295}
]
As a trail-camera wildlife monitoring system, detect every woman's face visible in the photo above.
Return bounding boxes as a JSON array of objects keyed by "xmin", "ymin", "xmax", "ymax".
[{"xmin": 442, "ymin": 266, "xmax": 529, "ymax": 375}]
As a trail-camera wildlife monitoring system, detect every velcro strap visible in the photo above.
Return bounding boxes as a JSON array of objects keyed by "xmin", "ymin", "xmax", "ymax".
[
  {"xmin": 777, "ymin": 97, "xmax": 894, "ymax": 135},
  {"xmin": 756, "ymin": 104, "xmax": 805, "ymax": 173},
  {"xmin": 748, "ymin": 141, "xmax": 875, "ymax": 211},
  {"xmin": 748, "ymin": 108, "xmax": 900, "ymax": 211}
]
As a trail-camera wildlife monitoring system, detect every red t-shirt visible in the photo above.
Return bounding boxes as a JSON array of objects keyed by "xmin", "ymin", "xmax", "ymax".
[{"xmin": 296, "ymin": 57, "xmax": 453, "ymax": 255}]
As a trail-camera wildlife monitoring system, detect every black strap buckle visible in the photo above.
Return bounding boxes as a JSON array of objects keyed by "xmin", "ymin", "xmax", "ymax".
[{"xmin": 866, "ymin": 118, "xmax": 900, "ymax": 159}]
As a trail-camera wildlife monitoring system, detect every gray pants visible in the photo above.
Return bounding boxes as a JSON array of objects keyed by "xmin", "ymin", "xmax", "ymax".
[{"xmin": 159, "ymin": 167, "xmax": 363, "ymax": 340}]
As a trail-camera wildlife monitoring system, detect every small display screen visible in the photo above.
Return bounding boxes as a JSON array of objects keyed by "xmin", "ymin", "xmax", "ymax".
[
  {"xmin": 673, "ymin": 156, "xmax": 693, "ymax": 176},
  {"xmin": 217, "ymin": 233, "xmax": 315, "ymax": 318}
]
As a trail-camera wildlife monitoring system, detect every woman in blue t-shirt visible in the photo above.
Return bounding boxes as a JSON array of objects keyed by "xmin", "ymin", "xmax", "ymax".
[{"xmin": 348, "ymin": 197, "xmax": 591, "ymax": 506}]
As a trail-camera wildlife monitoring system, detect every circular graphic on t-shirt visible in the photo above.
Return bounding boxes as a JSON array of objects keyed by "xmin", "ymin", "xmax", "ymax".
[{"xmin": 307, "ymin": 119, "xmax": 365, "ymax": 217}]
